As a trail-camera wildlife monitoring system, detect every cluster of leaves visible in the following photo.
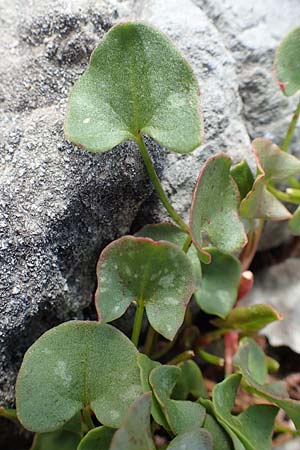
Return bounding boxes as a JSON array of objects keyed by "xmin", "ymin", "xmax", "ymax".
[{"xmin": 3, "ymin": 21, "xmax": 300, "ymax": 450}]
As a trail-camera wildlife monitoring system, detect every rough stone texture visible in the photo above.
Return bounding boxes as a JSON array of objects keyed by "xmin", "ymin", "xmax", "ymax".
[
  {"xmin": 244, "ymin": 258, "xmax": 300, "ymax": 354},
  {"xmin": 1, "ymin": 0, "xmax": 300, "ymax": 412}
]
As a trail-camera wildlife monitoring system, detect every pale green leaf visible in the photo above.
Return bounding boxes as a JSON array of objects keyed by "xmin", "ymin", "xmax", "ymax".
[
  {"xmin": 289, "ymin": 205, "xmax": 300, "ymax": 235},
  {"xmin": 275, "ymin": 26, "xmax": 300, "ymax": 96},
  {"xmin": 77, "ymin": 427, "xmax": 115, "ymax": 450},
  {"xmin": 167, "ymin": 427, "xmax": 213, "ymax": 450}
]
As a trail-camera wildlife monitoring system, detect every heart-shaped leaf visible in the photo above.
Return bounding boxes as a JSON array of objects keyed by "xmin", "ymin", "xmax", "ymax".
[
  {"xmin": 95, "ymin": 236, "xmax": 195, "ymax": 340},
  {"xmin": 211, "ymin": 304, "xmax": 282, "ymax": 334},
  {"xmin": 230, "ymin": 161, "xmax": 254, "ymax": 201},
  {"xmin": 203, "ymin": 414, "xmax": 234, "ymax": 450},
  {"xmin": 136, "ymin": 223, "xmax": 202, "ymax": 288},
  {"xmin": 16, "ymin": 321, "xmax": 142, "ymax": 432},
  {"xmin": 149, "ymin": 365, "xmax": 206, "ymax": 435},
  {"xmin": 241, "ymin": 139, "xmax": 300, "ymax": 220},
  {"xmin": 167, "ymin": 427, "xmax": 213, "ymax": 450},
  {"xmin": 31, "ymin": 430, "xmax": 81, "ymax": 450},
  {"xmin": 233, "ymin": 338, "xmax": 300, "ymax": 428},
  {"xmin": 190, "ymin": 154, "xmax": 247, "ymax": 262},
  {"xmin": 77, "ymin": 427, "xmax": 115, "ymax": 450},
  {"xmin": 65, "ymin": 22, "xmax": 203, "ymax": 154},
  {"xmin": 211, "ymin": 374, "xmax": 278, "ymax": 450},
  {"xmin": 275, "ymin": 26, "xmax": 300, "ymax": 96},
  {"xmin": 194, "ymin": 248, "xmax": 241, "ymax": 318},
  {"xmin": 109, "ymin": 393, "xmax": 155, "ymax": 450},
  {"xmin": 289, "ymin": 205, "xmax": 300, "ymax": 235}
]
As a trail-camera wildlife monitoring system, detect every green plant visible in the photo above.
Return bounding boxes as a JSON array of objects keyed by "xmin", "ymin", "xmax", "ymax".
[{"xmin": 3, "ymin": 21, "xmax": 300, "ymax": 450}]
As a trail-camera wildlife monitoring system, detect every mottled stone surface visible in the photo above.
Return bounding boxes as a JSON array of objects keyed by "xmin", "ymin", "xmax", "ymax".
[{"xmin": 275, "ymin": 438, "xmax": 300, "ymax": 450}]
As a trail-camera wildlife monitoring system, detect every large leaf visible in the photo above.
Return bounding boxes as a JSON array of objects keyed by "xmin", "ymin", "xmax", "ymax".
[
  {"xmin": 211, "ymin": 374, "xmax": 278, "ymax": 450},
  {"xmin": 167, "ymin": 427, "xmax": 213, "ymax": 450},
  {"xmin": 95, "ymin": 236, "xmax": 195, "ymax": 340},
  {"xmin": 234, "ymin": 338, "xmax": 300, "ymax": 428},
  {"xmin": 16, "ymin": 321, "xmax": 142, "ymax": 432},
  {"xmin": 194, "ymin": 248, "xmax": 241, "ymax": 318},
  {"xmin": 211, "ymin": 304, "xmax": 282, "ymax": 334},
  {"xmin": 136, "ymin": 222, "xmax": 202, "ymax": 288},
  {"xmin": 190, "ymin": 154, "xmax": 247, "ymax": 262},
  {"xmin": 31, "ymin": 430, "xmax": 81, "ymax": 450},
  {"xmin": 65, "ymin": 22, "xmax": 203, "ymax": 154},
  {"xmin": 109, "ymin": 393, "xmax": 155, "ymax": 450},
  {"xmin": 275, "ymin": 26, "xmax": 300, "ymax": 96},
  {"xmin": 149, "ymin": 365, "xmax": 206, "ymax": 435},
  {"xmin": 241, "ymin": 139, "xmax": 300, "ymax": 220},
  {"xmin": 77, "ymin": 427, "xmax": 115, "ymax": 450},
  {"xmin": 289, "ymin": 205, "xmax": 300, "ymax": 235}
]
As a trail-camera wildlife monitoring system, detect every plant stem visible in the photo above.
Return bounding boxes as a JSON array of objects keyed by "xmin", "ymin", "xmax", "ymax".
[
  {"xmin": 136, "ymin": 135, "xmax": 190, "ymax": 234},
  {"xmin": 281, "ymin": 97, "xmax": 300, "ymax": 152},
  {"xmin": 182, "ymin": 235, "xmax": 192, "ymax": 253},
  {"xmin": 274, "ymin": 423, "xmax": 300, "ymax": 437},
  {"xmin": 152, "ymin": 332, "xmax": 179, "ymax": 360},
  {"xmin": 168, "ymin": 350, "xmax": 195, "ymax": 365},
  {"xmin": 198, "ymin": 348, "xmax": 224, "ymax": 367},
  {"xmin": 144, "ymin": 326, "xmax": 156, "ymax": 356},
  {"xmin": 131, "ymin": 300, "xmax": 144, "ymax": 347},
  {"xmin": 240, "ymin": 219, "xmax": 265, "ymax": 271},
  {"xmin": 82, "ymin": 406, "xmax": 94, "ymax": 431},
  {"xmin": 267, "ymin": 185, "xmax": 300, "ymax": 205}
]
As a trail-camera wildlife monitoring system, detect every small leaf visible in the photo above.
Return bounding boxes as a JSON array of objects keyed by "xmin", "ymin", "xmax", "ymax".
[
  {"xmin": 275, "ymin": 26, "xmax": 300, "ymax": 96},
  {"xmin": 167, "ymin": 427, "xmax": 213, "ymax": 450},
  {"xmin": 194, "ymin": 248, "xmax": 241, "ymax": 318},
  {"xmin": 77, "ymin": 427, "xmax": 115, "ymax": 450},
  {"xmin": 177, "ymin": 360, "xmax": 208, "ymax": 400},
  {"xmin": 289, "ymin": 205, "xmax": 300, "ymax": 235},
  {"xmin": 211, "ymin": 304, "xmax": 282, "ymax": 334},
  {"xmin": 31, "ymin": 430, "xmax": 81, "ymax": 450},
  {"xmin": 190, "ymin": 154, "xmax": 247, "ymax": 260},
  {"xmin": 16, "ymin": 321, "xmax": 142, "ymax": 432},
  {"xmin": 65, "ymin": 22, "xmax": 203, "ymax": 154},
  {"xmin": 203, "ymin": 414, "xmax": 234, "ymax": 450},
  {"xmin": 150, "ymin": 365, "xmax": 206, "ymax": 435},
  {"xmin": 136, "ymin": 222, "xmax": 202, "ymax": 287},
  {"xmin": 109, "ymin": 393, "xmax": 155, "ymax": 450},
  {"xmin": 230, "ymin": 161, "xmax": 254, "ymax": 201},
  {"xmin": 95, "ymin": 236, "xmax": 195, "ymax": 340},
  {"xmin": 234, "ymin": 338, "xmax": 300, "ymax": 428}
]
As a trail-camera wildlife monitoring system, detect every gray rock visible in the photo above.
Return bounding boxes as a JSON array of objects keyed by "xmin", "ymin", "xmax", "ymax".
[{"xmin": 275, "ymin": 438, "xmax": 300, "ymax": 450}]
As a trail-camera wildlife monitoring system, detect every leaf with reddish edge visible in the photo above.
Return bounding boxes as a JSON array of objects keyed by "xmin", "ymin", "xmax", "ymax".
[
  {"xmin": 95, "ymin": 236, "xmax": 195, "ymax": 340},
  {"xmin": 274, "ymin": 26, "xmax": 300, "ymax": 96},
  {"xmin": 289, "ymin": 205, "xmax": 300, "ymax": 235},
  {"xmin": 190, "ymin": 154, "xmax": 247, "ymax": 263},
  {"xmin": 211, "ymin": 304, "xmax": 282, "ymax": 334},
  {"xmin": 234, "ymin": 338, "xmax": 300, "ymax": 429},
  {"xmin": 240, "ymin": 138, "xmax": 300, "ymax": 220}
]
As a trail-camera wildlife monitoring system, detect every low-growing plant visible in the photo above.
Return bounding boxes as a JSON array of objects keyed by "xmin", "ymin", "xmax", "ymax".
[{"xmin": 2, "ymin": 21, "xmax": 300, "ymax": 450}]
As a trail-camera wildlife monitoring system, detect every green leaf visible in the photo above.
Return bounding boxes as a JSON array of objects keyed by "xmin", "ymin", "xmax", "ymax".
[
  {"xmin": 241, "ymin": 138, "xmax": 300, "ymax": 220},
  {"xmin": 167, "ymin": 427, "xmax": 213, "ymax": 450},
  {"xmin": 203, "ymin": 414, "xmax": 233, "ymax": 450},
  {"xmin": 212, "ymin": 374, "xmax": 278, "ymax": 450},
  {"xmin": 95, "ymin": 236, "xmax": 195, "ymax": 340},
  {"xmin": 234, "ymin": 338, "xmax": 300, "ymax": 429},
  {"xmin": 275, "ymin": 26, "xmax": 300, "ymax": 96},
  {"xmin": 289, "ymin": 205, "xmax": 300, "ymax": 235},
  {"xmin": 109, "ymin": 393, "xmax": 155, "ymax": 450},
  {"xmin": 31, "ymin": 430, "xmax": 81, "ymax": 450},
  {"xmin": 177, "ymin": 360, "xmax": 208, "ymax": 400},
  {"xmin": 149, "ymin": 365, "xmax": 206, "ymax": 435},
  {"xmin": 16, "ymin": 321, "xmax": 142, "ymax": 432},
  {"xmin": 77, "ymin": 427, "xmax": 115, "ymax": 450},
  {"xmin": 190, "ymin": 154, "xmax": 247, "ymax": 261},
  {"xmin": 136, "ymin": 222, "xmax": 202, "ymax": 288},
  {"xmin": 65, "ymin": 22, "xmax": 203, "ymax": 154},
  {"xmin": 230, "ymin": 161, "xmax": 254, "ymax": 201},
  {"xmin": 194, "ymin": 248, "xmax": 241, "ymax": 318},
  {"xmin": 211, "ymin": 304, "xmax": 282, "ymax": 334}
]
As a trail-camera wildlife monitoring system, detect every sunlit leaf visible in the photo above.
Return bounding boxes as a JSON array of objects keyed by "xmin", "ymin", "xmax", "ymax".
[
  {"xmin": 230, "ymin": 161, "xmax": 254, "ymax": 201},
  {"xmin": 31, "ymin": 430, "xmax": 81, "ymax": 450},
  {"xmin": 95, "ymin": 236, "xmax": 195, "ymax": 340},
  {"xmin": 234, "ymin": 338, "xmax": 300, "ymax": 428},
  {"xmin": 190, "ymin": 154, "xmax": 247, "ymax": 262},
  {"xmin": 203, "ymin": 414, "xmax": 233, "ymax": 450},
  {"xmin": 16, "ymin": 321, "xmax": 142, "ymax": 432},
  {"xmin": 211, "ymin": 304, "xmax": 282, "ymax": 334},
  {"xmin": 109, "ymin": 393, "xmax": 155, "ymax": 450},
  {"xmin": 289, "ymin": 205, "xmax": 300, "ymax": 235},
  {"xmin": 149, "ymin": 365, "xmax": 205, "ymax": 435},
  {"xmin": 136, "ymin": 222, "xmax": 202, "ymax": 288},
  {"xmin": 194, "ymin": 248, "xmax": 241, "ymax": 318},
  {"xmin": 167, "ymin": 427, "xmax": 213, "ymax": 450},
  {"xmin": 65, "ymin": 22, "xmax": 203, "ymax": 154},
  {"xmin": 77, "ymin": 427, "xmax": 115, "ymax": 450},
  {"xmin": 275, "ymin": 26, "xmax": 300, "ymax": 96}
]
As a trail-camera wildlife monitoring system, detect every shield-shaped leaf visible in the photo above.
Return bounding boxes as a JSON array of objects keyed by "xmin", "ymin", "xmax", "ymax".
[
  {"xmin": 166, "ymin": 427, "xmax": 213, "ymax": 450},
  {"xmin": 275, "ymin": 26, "xmax": 300, "ymax": 96},
  {"xmin": 77, "ymin": 427, "xmax": 115, "ymax": 450},
  {"xmin": 95, "ymin": 236, "xmax": 195, "ymax": 340},
  {"xmin": 194, "ymin": 248, "xmax": 241, "ymax": 318},
  {"xmin": 16, "ymin": 321, "xmax": 143, "ymax": 432},
  {"xmin": 190, "ymin": 154, "xmax": 247, "ymax": 262},
  {"xmin": 65, "ymin": 22, "xmax": 203, "ymax": 154}
]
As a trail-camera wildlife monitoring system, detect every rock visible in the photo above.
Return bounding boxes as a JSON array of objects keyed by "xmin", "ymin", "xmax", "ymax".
[
  {"xmin": 275, "ymin": 439, "xmax": 300, "ymax": 450},
  {"xmin": 244, "ymin": 258, "xmax": 300, "ymax": 353}
]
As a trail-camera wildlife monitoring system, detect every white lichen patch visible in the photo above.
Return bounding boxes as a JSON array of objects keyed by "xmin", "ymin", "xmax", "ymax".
[
  {"xmin": 119, "ymin": 384, "xmax": 142, "ymax": 402},
  {"xmin": 54, "ymin": 360, "xmax": 72, "ymax": 386},
  {"xmin": 83, "ymin": 117, "xmax": 90, "ymax": 123}
]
